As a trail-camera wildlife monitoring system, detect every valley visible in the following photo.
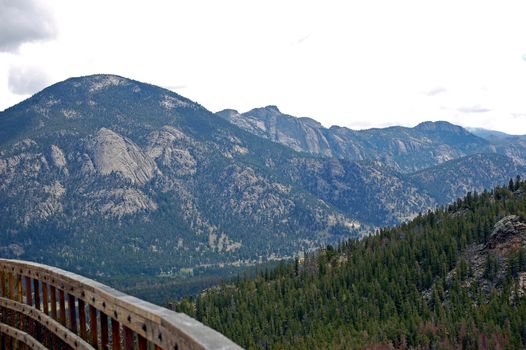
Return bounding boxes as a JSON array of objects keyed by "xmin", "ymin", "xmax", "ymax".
[{"xmin": 0, "ymin": 74, "xmax": 524, "ymax": 303}]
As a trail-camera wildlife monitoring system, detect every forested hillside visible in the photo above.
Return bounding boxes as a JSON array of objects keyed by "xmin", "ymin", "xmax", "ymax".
[{"xmin": 174, "ymin": 178, "xmax": 526, "ymax": 349}]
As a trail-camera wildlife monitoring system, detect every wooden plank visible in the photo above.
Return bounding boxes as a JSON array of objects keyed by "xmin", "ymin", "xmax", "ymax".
[
  {"xmin": 41, "ymin": 282, "xmax": 49, "ymax": 315},
  {"xmin": 16, "ymin": 274, "xmax": 22, "ymax": 303},
  {"xmin": 123, "ymin": 326, "xmax": 134, "ymax": 350},
  {"xmin": 33, "ymin": 279, "xmax": 40, "ymax": 311},
  {"xmin": 16, "ymin": 273, "xmax": 23, "ymax": 350},
  {"xmin": 68, "ymin": 293, "xmax": 77, "ymax": 333},
  {"xmin": 7, "ymin": 273, "xmax": 14, "ymax": 325},
  {"xmin": 7, "ymin": 273, "xmax": 14, "ymax": 300},
  {"xmin": 52, "ymin": 333, "xmax": 59, "ymax": 350},
  {"xmin": 0, "ymin": 322, "xmax": 47, "ymax": 350},
  {"xmin": 24, "ymin": 276, "xmax": 33, "ymax": 335},
  {"xmin": 3, "ymin": 333, "xmax": 10, "ymax": 350},
  {"xmin": 0, "ymin": 259, "xmax": 243, "ymax": 350},
  {"xmin": 138, "ymin": 334, "xmax": 148, "ymax": 350},
  {"xmin": 0, "ymin": 271, "xmax": 6, "ymax": 297},
  {"xmin": 79, "ymin": 298, "xmax": 87, "ymax": 339},
  {"xmin": 0, "ymin": 272, "xmax": 4, "ymax": 326},
  {"xmin": 49, "ymin": 285, "xmax": 57, "ymax": 320},
  {"xmin": 58, "ymin": 289, "xmax": 66, "ymax": 326},
  {"xmin": 33, "ymin": 278, "xmax": 41, "ymax": 341},
  {"xmin": 111, "ymin": 318, "xmax": 121, "ymax": 350},
  {"xmin": 24, "ymin": 277, "xmax": 32, "ymax": 307},
  {"xmin": 0, "ymin": 297, "xmax": 95, "ymax": 350},
  {"xmin": 89, "ymin": 305, "xmax": 98, "ymax": 347},
  {"xmin": 100, "ymin": 312, "xmax": 109, "ymax": 350}
]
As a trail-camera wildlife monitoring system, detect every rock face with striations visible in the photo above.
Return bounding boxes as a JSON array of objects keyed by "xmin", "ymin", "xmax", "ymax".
[{"xmin": 90, "ymin": 127, "xmax": 158, "ymax": 185}]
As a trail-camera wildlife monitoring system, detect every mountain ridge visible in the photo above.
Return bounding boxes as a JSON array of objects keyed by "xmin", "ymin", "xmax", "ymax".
[
  {"xmin": 0, "ymin": 74, "xmax": 524, "ymax": 282},
  {"xmin": 217, "ymin": 106, "xmax": 526, "ymax": 173}
]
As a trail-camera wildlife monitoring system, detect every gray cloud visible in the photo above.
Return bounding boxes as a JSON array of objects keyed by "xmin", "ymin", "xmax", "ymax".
[
  {"xmin": 0, "ymin": 0, "xmax": 56, "ymax": 52},
  {"xmin": 523, "ymin": 53, "xmax": 526, "ymax": 62},
  {"xmin": 426, "ymin": 87, "xmax": 447, "ymax": 96},
  {"xmin": 8, "ymin": 65, "xmax": 50, "ymax": 95},
  {"xmin": 457, "ymin": 105, "xmax": 492, "ymax": 113}
]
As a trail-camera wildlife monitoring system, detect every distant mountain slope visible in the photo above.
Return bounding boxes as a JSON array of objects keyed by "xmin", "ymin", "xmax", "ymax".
[
  {"xmin": 0, "ymin": 74, "xmax": 523, "ymax": 282},
  {"xmin": 409, "ymin": 153, "xmax": 526, "ymax": 204},
  {"xmin": 176, "ymin": 180, "xmax": 526, "ymax": 349},
  {"xmin": 217, "ymin": 107, "xmax": 526, "ymax": 172},
  {"xmin": 466, "ymin": 127, "xmax": 518, "ymax": 141},
  {"xmin": 0, "ymin": 75, "xmax": 361, "ymax": 276},
  {"xmin": 0, "ymin": 74, "xmax": 439, "ymax": 278},
  {"xmin": 278, "ymin": 157, "xmax": 435, "ymax": 226}
]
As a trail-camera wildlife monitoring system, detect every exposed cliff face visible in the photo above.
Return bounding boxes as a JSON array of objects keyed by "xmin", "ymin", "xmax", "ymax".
[
  {"xmin": 486, "ymin": 215, "xmax": 526, "ymax": 252},
  {"xmin": 89, "ymin": 127, "xmax": 158, "ymax": 185},
  {"xmin": 217, "ymin": 107, "xmax": 334, "ymax": 157},
  {"xmin": 447, "ymin": 215, "xmax": 526, "ymax": 300},
  {"xmin": 217, "ymin": 107, "xmax": 525, "ymax": 173},
  {"xmin": 217, "ymin": 107, "xmax": 336, "ymax": 158}
]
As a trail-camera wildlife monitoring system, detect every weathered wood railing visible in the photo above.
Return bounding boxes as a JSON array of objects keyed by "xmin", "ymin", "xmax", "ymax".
[{"xmin": 0, "ymin": 259, "xmax": 242, "ymax": 350}]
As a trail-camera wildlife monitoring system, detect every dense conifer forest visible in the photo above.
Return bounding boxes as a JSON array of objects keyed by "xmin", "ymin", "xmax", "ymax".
[{"xmin": 174, "ymin": 178, "xmax": 526, "ymax": 349}]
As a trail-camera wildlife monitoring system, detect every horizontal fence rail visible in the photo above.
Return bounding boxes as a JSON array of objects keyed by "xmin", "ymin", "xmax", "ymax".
[{"xmin": 0, "ymin": 259, "xmax": 242, "ymax": 350}]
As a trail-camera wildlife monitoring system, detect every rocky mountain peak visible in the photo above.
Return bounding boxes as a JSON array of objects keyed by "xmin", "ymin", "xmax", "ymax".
[
  {"xmin": 79, "ymin": 74, "xmax": 129, "ymax": 91},
  {"xmin": 486, "ymin": 215, "xmax": 526, "ymax": 251},
  {"xmin": 414, "ymin": 120, "xmax": 467, "ymax": 134},
  {"xmin": 216, "ymin": 109, "xmax": 239, "ymax": 117},
  {"xmin": 217, "ymin": 107, "xmax": 511, "ymax": 173},
  {"xmin": 264, "ymin": 105, "xmax": 280, "ymax": 113},
  {"xmin": 246, "ymin": 105, "xmax": 283, "ymax": 119}
]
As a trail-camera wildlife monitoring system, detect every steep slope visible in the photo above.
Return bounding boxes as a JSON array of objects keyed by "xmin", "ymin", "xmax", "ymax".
[
  {"xmin": 466, "ymin": 127, "xmax": 522, "ymax": 142},
  {"xmin": 467, "ymin": 128, "xmax": 526, "ymax": 166},
  {"xmin": 1, "ymin": 74, "xmax": 521, "ymax": 283},
  {"xmin": 0, "ymin": 75, "xmax": 361, "ymax": 277},
  {"xmin": 0, "ymin": 75, "xmax": 446, "ymax": 280},
  {"xmin": 279, "ymin": 157, "xmax": 435, "ymax": 226},
  {"xmin": 217, "ymin": 107, "xmax": 526, "ymax": 173},
  {"xmin": 176, "ymin": 179, "xmax": 526, "ymax": 349},
  {"xmin": 217, "ymin": 107, "xmax": 334, "ymax": 157},
  {"xmin": 409, "ymin": 153, "xmax": 526, "ymax": 204}
]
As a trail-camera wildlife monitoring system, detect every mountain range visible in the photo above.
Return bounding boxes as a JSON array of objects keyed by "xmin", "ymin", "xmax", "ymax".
[
  {"xmin": 0, "ymin": 74, "xmax": 524, "ymax": 281},
  {"xmin": 217, "ymin": 106, "xmax": 526, "ymax": 173}
]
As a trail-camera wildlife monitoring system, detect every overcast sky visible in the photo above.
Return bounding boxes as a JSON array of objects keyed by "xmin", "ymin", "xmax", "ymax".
[{"xmin": 1, "ymin": 0, "xmax": 526, "ymax": 134}]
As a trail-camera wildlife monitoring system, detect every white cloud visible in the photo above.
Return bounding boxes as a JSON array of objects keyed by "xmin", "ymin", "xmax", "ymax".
[
  {"xmin": 457, "ymin": 105, "xmax": 492, "ymax": 114},
  {"xmin": 425, "ymin": 87, "xmax": 448, "ymax": 97},
  {"xmin": 0, "ymin": 0, "xmax": 56, "ymax": 52},
  {"xmin": 8, "ymin": 65, "xmax": 50, "ymax": 95},
  {"xmin": 1, "ymin": 0, "xmax": 526, "ymax": 134}
]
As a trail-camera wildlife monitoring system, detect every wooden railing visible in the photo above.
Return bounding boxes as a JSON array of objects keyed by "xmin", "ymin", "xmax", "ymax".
[{"xmin": 0, "ymin": 259, "xmax": 242, "ymax": 350}]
